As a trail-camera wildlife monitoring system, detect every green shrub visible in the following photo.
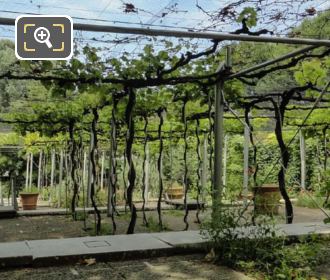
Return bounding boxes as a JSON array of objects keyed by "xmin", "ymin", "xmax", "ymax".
[
  {"xmin": 19, "ymin": 185, "xmax": 39, "ymax": 194},
  {"xmin": 295, "ymin": 191, "xmax": 325, "ymax": 209},
  {"xmin": 201, "ymin": 206, "xmax": 324, "ymax": 279}
]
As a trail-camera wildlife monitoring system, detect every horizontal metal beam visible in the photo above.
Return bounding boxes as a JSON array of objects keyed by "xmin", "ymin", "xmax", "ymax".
[
  {"xmin": 1, "ymin": 17, "xmax": 330, "ymax": 46},
  {"xmin": 228, "ymin": 45, "xmax": 319, "ymax": 79}
]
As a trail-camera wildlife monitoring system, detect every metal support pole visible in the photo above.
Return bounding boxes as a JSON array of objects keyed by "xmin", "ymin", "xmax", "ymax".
[
  {"xmin": 37, "ymin": 150, "xmax": 42, "ymax": 190},
  {"xmin": 25, "ymin": 153, "xmax": 30, "ymax": 190},
  {"xmin": 50, "ymin": 149, "xmax": 56, "ymax": 188},
  {"xmin": 201, "ymin": 133, "xmax": 208, "ymax": 203},
  {"xmin": 107, "ymin": 150, "xmax": 113, "ymax": 217},
  {"xmin": 228, "ymin": 46, "xmax": 318, "ymax": 79},
  {"xmin": 213, "ymin": 47, "xmax": 231, "ymax": 212},
  {"xmin": 49, "ymin": 149, "xmax": 56, "ymax": 204},
  {"xmin": 0, "ymin": 17, "xmax": 329, "ymax": 46},
  {"xmin": 300, "ymin": 130, "xmax": 306, "ymax": 190},
  {"xmin": 100, "ymin": 151, "xmax": 105, "ymax": 190},
  {"xmin": 11, "ymin": 175, "xmax": 18, "ymax": 210},
  {"xmin": 243, "ymin": 123, "xmax": 250, "ymax": 198},
  {"xmin": 29, "ymin": 152, "xmax": 33, "ymax": 190},
  {"xmin": 83, "ymin": 151, "xmax": 87, "ymax": 187},
  {"xmin": 59, "ymin": 150, "xmax": 64, "ymax": 184},
  {"xmin": 0, "ymin": 181, "xmax": 3, "ymax": 206},
  {"xmin": 213, "ymin": 79, "xmax": 225, "ymax": 210},
  {"xmin": 86, "ymin": 129, "xmax": 94, "ymax": 207},
  {"xmin": 223, "ymin": 134, "xmax": 228, "ymax": 188},
  {"xmin": 144, "ymin": 142, "xmax": 150, "ymax": 205},
  {"xmin": 58, "ymin": 150, "xmax": 64, "ymax": 207}
]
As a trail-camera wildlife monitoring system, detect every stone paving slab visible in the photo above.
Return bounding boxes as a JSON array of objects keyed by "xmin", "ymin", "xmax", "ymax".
[
  {"xmin": 0, "ymin": 206, "xmax": 17, "ymax": 219},
  {"xmin": 27, "ymin": 233, "xmax": 174, "ymax": 265},
  {"xmin": 0, "ymin": 222, "xmax": 330, "ymax": 268},
  {"xmin": 0, "ymin": 241, "xmax": 32, "ymax": 267},
  {"xmin": 152, "ymin": 230, "xmax": 206, "ymax": 247},
  {"xmin": 277, "ymin": 222, "xmax": 330, "ymax": 237},
  {"xmin": 164, "ymin": 199, "xmax": 206, "ymax": 210},
  {"xmin": 18, "ymin": 204, "xmax": 174, "ymax": 216}
]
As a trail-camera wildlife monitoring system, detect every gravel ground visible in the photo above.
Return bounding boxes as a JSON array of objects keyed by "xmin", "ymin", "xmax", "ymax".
[
  {"xmin": 0, "ymin": 254, "xmax": 252, "ymax": 280},
  {"xmin": 0, "ymin": 206, "xmax": 329, "ymax": 279},
  {"xmin": 0, "ymin": 209, "xmax": 208, "ymax": 242},
  {"xmin": 0, "ymin": 205, "xmax": 328, "ymax": 242}
]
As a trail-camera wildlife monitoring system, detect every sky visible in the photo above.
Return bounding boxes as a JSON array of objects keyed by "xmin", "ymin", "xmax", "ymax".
[{"xmin": 0, "ymin": 0, "xmax": 329, "ymax": 58}]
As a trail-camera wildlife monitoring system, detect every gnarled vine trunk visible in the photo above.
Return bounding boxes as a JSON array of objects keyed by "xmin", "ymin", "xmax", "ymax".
[
  {"xmin": 69, "ymin": 122, "xmax": 79, "ymax": 220},
  {"xmin": 142, "ymin": 115, "xmax": 149, "ymax": 226},
  {"xmin": 157, "ymin": 108, "xmax": 165, "ymax": 229},
  {"xmin": 125, "ymin": 87, "xmax": 137, "ymax": 234},
  {"xmin": 108, "ymin": 97, "xmax": 118, "ymax": 234},
  {"xmin": 182, "ymin": 100, "xmax": 190, "ymax": 230},
  {"xmin": 271, "ymin": 99, "xmax": 293, "ymax": 224},
  {"xmin": 244, "ymin": 106, "xmax": 258, "ymax": 224},
  {"xmin": 206, "ymin": 87, "xmax": 214, "ymax": 192},
  {"xmin": 195, "ymin": 118, "xmax": 202, "ymax": 224},
  {"xmin": 90, "ymin": 108, "xmax": 102, "ymax": 234}
]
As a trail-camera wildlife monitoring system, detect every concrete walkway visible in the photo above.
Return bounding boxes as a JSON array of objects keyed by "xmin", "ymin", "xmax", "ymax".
[
  {"xmin": 17, "ymin": 203, "xmax": 175, "ymax": 216},
  {"xmin": 0, "ymin": 206, "xmax": 16, "ymax": 218},
  {"xmin": 0, "ymin": 222, "xmax": 329, "ymax": 268}
]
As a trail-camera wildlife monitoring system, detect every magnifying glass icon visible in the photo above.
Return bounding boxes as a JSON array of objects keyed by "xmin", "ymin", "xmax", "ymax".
[{"xmin": 34, "ymin": 27, "xmax": 53, "ymax": 49}]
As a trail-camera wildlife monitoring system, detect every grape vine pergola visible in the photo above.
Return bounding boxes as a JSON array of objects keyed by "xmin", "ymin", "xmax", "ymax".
[{"xmin": 0, "ymin": 16, "xmax": 330, "ymax": 234}]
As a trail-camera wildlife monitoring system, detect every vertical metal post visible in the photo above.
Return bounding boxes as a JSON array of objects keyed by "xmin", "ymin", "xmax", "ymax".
[
  {"xmin": 243, "ymin": 123, "xmax": 250, "ymax": 199},
  {"xmin": 25, "ymin": 153, "xmax": 30, "ymax": 190},
  {"xmin": 213, "ymin": 79, "xmax": 224, "ymax": 210},
  {"xmin": 201, "ymin": 133, "xmax": 208, "ymax": 203},
  {"xmin": 37, "ymin": 150, "xmax": 43, "ymax": 190},
  {"xmin": 11, "ymin": 175, "xmax": 18, "ymax": 210},
  {"xmin": 300, "ymin": 130, "xmax": 306, "ymax": 190},
  {"xmin": 50, "ymin": 149, "xmax": 56, "ymax": 188},
  {"xmin": 58, "ymin": 150, "xmax": 64, "ymax": 207},
  {"xmin": 169, "ymin": 125, "xmax": 173, "ymax": 182},
  {"xmin": 11, "ymin": 176, "xmax": 14, "ymax": 207},
  {"xmin": 100, "ymin": 151, "xmax": 105, "ymax": 190},
  {"xmin": 0, "ymin": 180, "xmax": 3, "ymax": 206},
  {"xmin": 213, "ymin": 47, "xmax": 231, "ymax": 211},
  {"xmin": 83, "ymin": 151, "xmax": 87, "ymax": 187},
  {"xmin": 44, "ymin": 152, "xmax": 48, "ymax": 187},
  {"xmin": 144, "ymin": 142, "xmax": 150, "ymax": 205},
  {"xmin": 86, "ymin": 128, "xmax": 94, "ymax": 207},
  {"xmin": 64, "ymin": 152, "xmax": 69, "ymax": 213},
  {"xmin": 49, "ymin": 149, "xmax": 56, "ymax": 204},
  {"xmin": 107, "ymin": 149, "xmax": 113, "ymax": 216},
  {"xmin": 29, "ymin": 152, "xmax": 33, "ymax": 190},
  {"xmin": 59, "ymin": 150, "xmax": 64, "ymax": 184},
  {"xmin": 223, "ymin": 134, "xmax": 228, "ymax": 188}
]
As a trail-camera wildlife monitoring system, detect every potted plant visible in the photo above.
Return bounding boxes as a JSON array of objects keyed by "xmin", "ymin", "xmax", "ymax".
[
  {"xmin": 166, "ymin": 181, "xmax": 184, "ymax": 200},
  {"xmin": 20, "ymin": 186, "xmax": 39, "ymax": 210}
]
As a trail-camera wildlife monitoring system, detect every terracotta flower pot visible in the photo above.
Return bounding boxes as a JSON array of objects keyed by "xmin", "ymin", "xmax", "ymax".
[
  {"xmin": 166, "ymin": 183, "xmax": 184, "ymax": 199},
  {"xmin": 20, "ymin": 193, "xmax": 39, "ymax": 210}
]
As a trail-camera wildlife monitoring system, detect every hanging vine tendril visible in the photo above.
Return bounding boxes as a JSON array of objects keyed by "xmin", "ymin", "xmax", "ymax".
[
  {"xmin": 125, "ymin": 87, "xmax": 137, "ymax": 234},
  {"xmin": 195, "ymin": 118, "xmax": 202, "ymax": 224},
  {"xmin": 108, "ymin": 96, "xmax": 119, "ymax": 234},
  {"xmin": 182, "ymin": 98, "xmax": 189, "ymax": 230},
  {"xmin": 157, "ymin": 108, "xmax": 165, "ymax": 229},
  {"xmin": 142, "ymin": 114, "xmax": 149, "ymax": 227},
  {"xmin": 90, "ymin": 108, "xmax": 102, "ymax": 234}
]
